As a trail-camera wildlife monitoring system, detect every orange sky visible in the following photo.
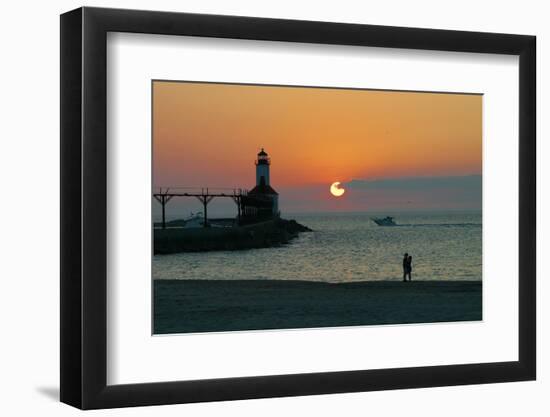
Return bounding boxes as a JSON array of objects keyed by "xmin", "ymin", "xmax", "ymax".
[{"xmin": 153, "ymin": 81, "xmax": 481, "ymax": 192}]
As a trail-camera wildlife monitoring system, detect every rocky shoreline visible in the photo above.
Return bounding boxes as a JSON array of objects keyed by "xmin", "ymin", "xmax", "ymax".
[{"xmin": 154, "ymin": 218, "xmax": 312, "ymax": 254}]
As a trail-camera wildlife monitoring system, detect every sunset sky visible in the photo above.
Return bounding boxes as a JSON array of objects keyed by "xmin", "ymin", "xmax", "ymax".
[{"xmin": 153, "ymin": 81, "xmax": 482, "ymax": 216}]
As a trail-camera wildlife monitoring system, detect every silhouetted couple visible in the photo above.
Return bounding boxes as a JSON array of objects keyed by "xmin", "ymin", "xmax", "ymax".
[{"xmin": 403, "ymin": 253, "xmax": 412, "ymax": 281}]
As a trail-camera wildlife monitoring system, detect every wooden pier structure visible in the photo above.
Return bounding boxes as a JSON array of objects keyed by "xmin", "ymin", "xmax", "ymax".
[{"xmin": 153, "ymin": 187, "xmax": 248, "ymax": 229}]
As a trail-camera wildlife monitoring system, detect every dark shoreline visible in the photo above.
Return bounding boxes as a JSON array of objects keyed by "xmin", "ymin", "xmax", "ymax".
[{"xmin": 154, "ymin": 279, "xmax": 482, "ymax": 334}]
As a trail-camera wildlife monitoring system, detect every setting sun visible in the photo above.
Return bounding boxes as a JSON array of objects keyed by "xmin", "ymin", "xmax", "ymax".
[{"xmin": 330, "ymin": 182, "xmax": 346, "ymax": 197}]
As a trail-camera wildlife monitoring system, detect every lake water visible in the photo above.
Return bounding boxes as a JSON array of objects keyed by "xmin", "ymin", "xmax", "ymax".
[{"xmin": 152, "ymin": 211, "xmax": 482, "ymax": 283}]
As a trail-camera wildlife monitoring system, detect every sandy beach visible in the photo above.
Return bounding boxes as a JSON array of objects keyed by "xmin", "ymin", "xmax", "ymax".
[{"xmin": 154, "ymin": 279, "xmax": 482, "ymax": 334}]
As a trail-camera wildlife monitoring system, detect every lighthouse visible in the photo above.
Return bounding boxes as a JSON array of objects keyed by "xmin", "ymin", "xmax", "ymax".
[
  {"xmin": 240, "ymin": 148, "xmax": 279, "ymax": 221},
  {"xmin": 255, "ymin": 148, "xmax": 271, "ymax": 185}
]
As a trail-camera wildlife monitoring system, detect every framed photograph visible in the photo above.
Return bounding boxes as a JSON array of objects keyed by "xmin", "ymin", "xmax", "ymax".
[{"xmin": 60, "ymin": 7, "xmax": 536, "ymax": 409}]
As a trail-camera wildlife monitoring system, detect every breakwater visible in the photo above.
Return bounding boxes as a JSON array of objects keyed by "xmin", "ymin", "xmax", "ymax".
[{"xmin": 154, "ymin": 218, "xmax": 311, "ymax": 254}]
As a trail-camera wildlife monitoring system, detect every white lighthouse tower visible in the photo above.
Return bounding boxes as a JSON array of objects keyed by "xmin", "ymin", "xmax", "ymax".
[{"xmin": 255, "ymin": 148, "xmax": 271, "ymax": 185}]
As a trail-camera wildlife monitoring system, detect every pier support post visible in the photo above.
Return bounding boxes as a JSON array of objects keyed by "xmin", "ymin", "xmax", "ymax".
[
  {"xmin": 237, "ymin": 198, "xmax": 241, "ymax": 223},
  {"xmin": 203, "ymin": 198, "xmax": 207, "ymax": 227},
  {"xmin": 154, "ymin": 190, "xmax": 173, "ymax": 229},
  {"xmin": 161, "ymin": 198, "xmax": 166, "ymax": 229},
  {"xmin": 231, "ymin": 190, "xmax": 242, "ymax": 225},
  {"xmin": 196, "ymin": 191, "xmax": 215, "ymax": 227}
]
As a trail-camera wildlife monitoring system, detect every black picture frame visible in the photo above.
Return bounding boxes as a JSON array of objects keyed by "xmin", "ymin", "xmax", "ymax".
[{"xmin": 60, "ymin": 6, "xmax": 536, "ymax": 410}]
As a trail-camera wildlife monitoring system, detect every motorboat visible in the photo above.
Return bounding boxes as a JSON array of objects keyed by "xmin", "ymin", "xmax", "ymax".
[
  {"xmin": 372, "ymin": 216, "xmax": 397, "ymax": 226},
  {"xmin": 182, "ymin": 212, "xmax": 205, "ymax": 228}
]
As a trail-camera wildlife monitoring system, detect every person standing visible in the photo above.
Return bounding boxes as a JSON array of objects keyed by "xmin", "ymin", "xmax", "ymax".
[
  {"xmin": 402, "ymin": 253, "xmax": 409, "ymax": 282},
  {"xmin": 406, "ymin": 255, "xmax": 413, "ymax": 281}
]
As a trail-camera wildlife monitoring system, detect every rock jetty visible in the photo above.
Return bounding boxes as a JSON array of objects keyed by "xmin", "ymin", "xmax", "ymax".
[{"xmin": 154, "ymin": 218, "xmax": 312, "ymax": 254}]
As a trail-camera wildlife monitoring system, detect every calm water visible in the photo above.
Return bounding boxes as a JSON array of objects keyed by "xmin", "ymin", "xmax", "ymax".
[{"xmin": 153, "ymin": 211, "xmax": 482, "ymax": 283}]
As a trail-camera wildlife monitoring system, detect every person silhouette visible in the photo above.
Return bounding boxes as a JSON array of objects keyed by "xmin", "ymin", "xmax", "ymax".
[
  {"xmin": 406, "ymin": 255, "xmax": 413, "ymax": 281},
  {"xmin": 402, "ymin": 253, "xmax": 409, "ymax": 282}
]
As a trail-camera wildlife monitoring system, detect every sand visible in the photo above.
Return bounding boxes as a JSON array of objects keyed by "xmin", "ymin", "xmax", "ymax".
[{"xmin": 153, "ymin": 279, "xmax": 482, "ymax": 334}]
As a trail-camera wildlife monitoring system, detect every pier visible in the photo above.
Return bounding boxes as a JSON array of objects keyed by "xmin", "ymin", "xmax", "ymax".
[{"xmin": 153, "ymin": 187, "xmax": 248, "ymax": 229}]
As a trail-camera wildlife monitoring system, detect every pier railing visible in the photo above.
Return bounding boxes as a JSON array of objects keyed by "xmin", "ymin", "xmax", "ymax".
[{"xmin": 153, "ymin": 187, "xmax": 248, "ymax": 229}]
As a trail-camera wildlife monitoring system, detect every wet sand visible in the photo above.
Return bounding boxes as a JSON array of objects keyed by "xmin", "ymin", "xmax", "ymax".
[{"xmin": 154, "ymin": 279, "xmax": 481, "ymax": 334}]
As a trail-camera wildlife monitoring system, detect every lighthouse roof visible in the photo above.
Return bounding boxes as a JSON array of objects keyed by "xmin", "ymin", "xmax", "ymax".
[
  {"xmin": 249, "ymin": 176, "xmax": 278, "ymax": 195},
  {"xmin": 249, "ymin": 183, "xmax": 278, "ymax": 195},
  {"xmin": 258, "ymin": 148, "xmax": 268, "ymax": 156}
]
